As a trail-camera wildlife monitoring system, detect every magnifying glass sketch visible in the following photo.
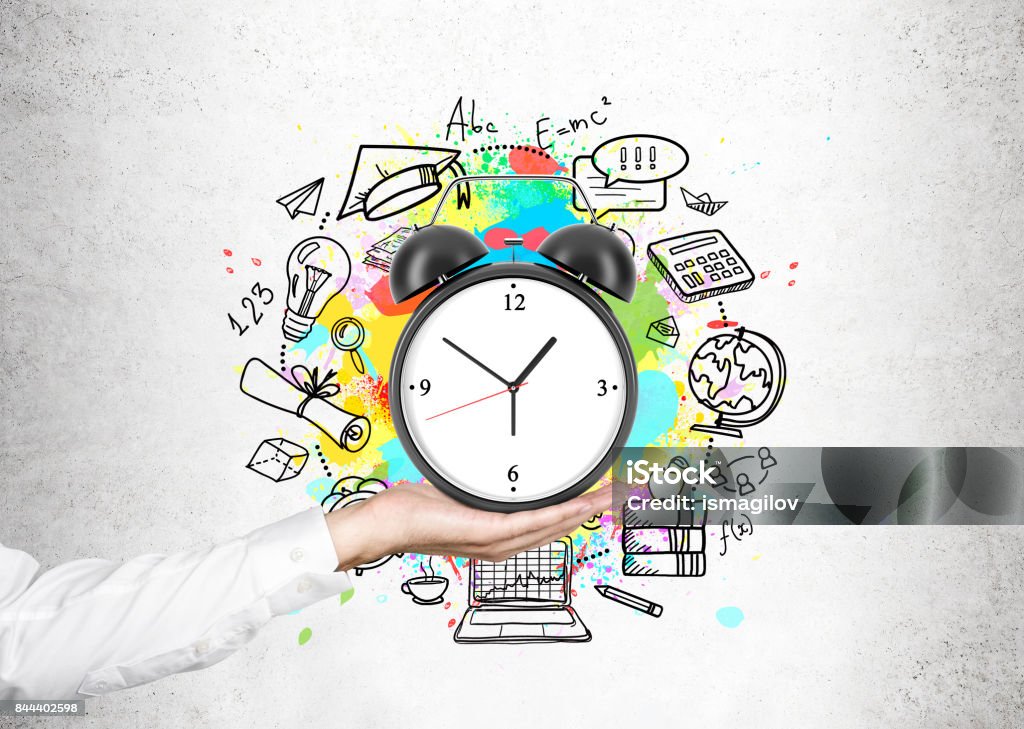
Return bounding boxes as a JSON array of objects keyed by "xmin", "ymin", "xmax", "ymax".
[{"xmin": 330, "ymin": 317, "xmax": 366, "ymax": 374}]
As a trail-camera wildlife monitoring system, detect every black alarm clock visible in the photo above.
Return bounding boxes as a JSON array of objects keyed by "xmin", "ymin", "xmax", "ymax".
[{"xmin": 388, "ymin": 175, "xmax": 638, "ymax": 512}]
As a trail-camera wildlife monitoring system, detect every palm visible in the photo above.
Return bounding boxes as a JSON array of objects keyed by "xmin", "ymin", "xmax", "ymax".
[{"xmin": 362, "ymin": 481, "xmax": 611, "ymax": 563}]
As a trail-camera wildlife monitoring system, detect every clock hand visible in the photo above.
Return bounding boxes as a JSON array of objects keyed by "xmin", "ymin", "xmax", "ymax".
[
  {"xmin": 510, "ymin": 387, "xmax": 516, "ymax": 437},
  {"xmin": 442, "ymin": 337, "xmax": 512, "ymax": 387},
  {"xmin": 426, "ymin": 382, "xmax": 529, "ymax": 421},
  {"xmin": 511, "ymin": 336, "xmax": 557, "ymax": 388}
]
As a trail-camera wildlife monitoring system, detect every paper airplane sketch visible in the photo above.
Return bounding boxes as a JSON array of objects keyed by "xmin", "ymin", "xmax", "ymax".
[
  {"xmin": 681, "ymin": 187, "xmax": 728, "ymax": 216},
  {"xmin": 336, "ymin": 145, "xmax": 469, "ymax": 221},
  {"xmin": 277, "ymin": 177, "xmax": 325, "ymax": 219}
]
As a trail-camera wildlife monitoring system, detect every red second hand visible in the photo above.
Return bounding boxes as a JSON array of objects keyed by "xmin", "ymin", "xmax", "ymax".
[{"xmin": 425, "ymin": 382, "xmax": 529, "ymax": 421}]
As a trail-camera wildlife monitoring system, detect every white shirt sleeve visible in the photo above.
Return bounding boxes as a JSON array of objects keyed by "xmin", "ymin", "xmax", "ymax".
[{"xmin": 0, "ymin": 508, "xmax": 353, "ymax": 700}]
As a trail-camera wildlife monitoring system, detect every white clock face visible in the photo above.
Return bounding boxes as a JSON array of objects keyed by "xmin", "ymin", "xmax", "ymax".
[{"xmin": 397, "ymin": 270, "xmax": 631, "ymax": 504}]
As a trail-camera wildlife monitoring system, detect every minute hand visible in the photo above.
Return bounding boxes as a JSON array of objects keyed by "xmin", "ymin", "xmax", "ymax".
[
  {"xmin": 511, "ymin": 337, "xmax": 557, "ymax": 388},
  {"xmin": 442, "ymin": 338, "xmax": 512, "ymax": 387}
]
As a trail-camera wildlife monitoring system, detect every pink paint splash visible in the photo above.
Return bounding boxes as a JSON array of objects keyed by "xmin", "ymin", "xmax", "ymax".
[
  {"xmin": 366, "ymin": 276, "xmax": 427, "ymax": 316},
  {"xmin": 508, "ymin": 146, "xmax": 567, "ymax": 174},
  {"xmin": 445, "ymin": 556, "xmax": 462, "ymax": 581},
  {"xmin": 483, "ymin": 226, "xmax": 550, "ymax": 251}
]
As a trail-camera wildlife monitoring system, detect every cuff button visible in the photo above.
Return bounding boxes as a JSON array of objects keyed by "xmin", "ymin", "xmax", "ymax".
[
  {"xmin": 290, "ymin": 548, "xmax": 305, "ymax": 563},
  {"xmin": 297, "ymin": 578, "xmax": 313, "ymax": 594}
]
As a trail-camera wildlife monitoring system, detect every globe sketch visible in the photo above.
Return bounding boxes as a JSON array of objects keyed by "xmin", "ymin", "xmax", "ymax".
[{"xmin": 688, "ymin": 327, "xmax": 786, "ymax": 437}]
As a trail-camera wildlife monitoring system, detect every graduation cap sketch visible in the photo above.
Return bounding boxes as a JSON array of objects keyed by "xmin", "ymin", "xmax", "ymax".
[
  {"xmin": 276, "ymin": 177, "xmax": 324, "ymax": 219},
  {"xmin": 681, "ymin": 187, "xmax": 728, "ymax": 216},
  {"xmin": 336, "ymin": 145, "xmax": 466, "ymax": 221}
]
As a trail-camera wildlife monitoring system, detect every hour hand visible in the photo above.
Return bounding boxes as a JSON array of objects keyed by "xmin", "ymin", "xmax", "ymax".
[
  {"xmin": 442, "ymin": 338, "xmax": 511, "ymax": 387},
  {"xmin": 511, "ymin": 337, "xmax": 557, "ymax": 388}
]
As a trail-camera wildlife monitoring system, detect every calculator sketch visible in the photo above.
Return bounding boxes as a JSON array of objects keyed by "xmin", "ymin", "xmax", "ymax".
[{"xmin": 648, "ymin": 230, "xmax": 755, "ymax": 303}]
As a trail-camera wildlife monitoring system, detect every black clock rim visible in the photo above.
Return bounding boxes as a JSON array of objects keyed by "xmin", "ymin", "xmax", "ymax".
[{"xmin": 388, "ymin": 261, "xmax": 639, "ymax": 513}]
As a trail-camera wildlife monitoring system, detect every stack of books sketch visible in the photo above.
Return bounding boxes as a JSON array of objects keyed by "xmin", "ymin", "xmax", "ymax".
[
  {"xmin": 363, "ymin": 226, "xmax": 412, "ymax": 273},
  {"xmin": 622, "ymin": 497, "xmax": 707, "ymax": 577}
]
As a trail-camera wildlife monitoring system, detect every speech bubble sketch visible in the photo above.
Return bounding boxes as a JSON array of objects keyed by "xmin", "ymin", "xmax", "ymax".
[
  {"xmin": 594, "ymin": 134, "xmax": 689, "ymax": 186},
  {"xmin": 571, "ymin": 155, "xmax": 667, "ymax": 216}
]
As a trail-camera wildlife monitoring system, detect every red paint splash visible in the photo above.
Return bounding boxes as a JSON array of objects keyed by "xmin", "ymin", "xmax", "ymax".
[
  {"xmin": 483, "ymin": 226, "xmax": 550, "ymax": 251},
  {"xmin": 447, "ymin": 618, "xmax": 456, "ymax": 629},
  {"xmin": 251, "ymin": 257, "xmax": 262, "ymax": 266},
  {"xmin": 789, "ymin": 261, "xmax": 799, "ymax": 269},
  {"xmin": 570, "ymin": 543, "xmax": 589, "ymax": 576},
  {"xmin": 708, "ymin": 320, "xmax": 739, "ymax": 329},
  {"xmin": 223, "ymin": 249, "xmax": 232, "ymax": 257},
  {"xmin": 445, "ymin": 555, "xmax": 462, "ymax": 581},
  {"xmin": 788, "ymin": 280, "xmax": 796, "ymax": 286},
  {"xmin": 759, "ymin": 270, "xmax": 770, "ymax": 279},
  {"xmin": 367, "ymin": 276, "xmax": 429, "ymax": 316},
  {"xmin": 508, "ymin": 146, "xmax": 567, "ymax": 174},
  {"xmin": 444, "ymin": 601, "xmax": 451, "ymax": 610},
  {"xmin": 364, "ymin": 375, "xmax": 389, "ymax": 411}
]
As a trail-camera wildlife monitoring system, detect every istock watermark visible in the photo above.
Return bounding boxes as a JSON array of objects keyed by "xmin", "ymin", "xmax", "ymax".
[
  {"xmin": 624, "ymin": 458, "xmax": 718, "ymax": 486},
  {"xmin": 624, "ymin": 492, "xmax": 802, "ymax": 515},
  {"xmin": 609, "ymin": 446, "xmax": 810, "ymax": 529},
  {"xmin": 621, "ymin": 457, "xmax": 800, "ymax": 515}
]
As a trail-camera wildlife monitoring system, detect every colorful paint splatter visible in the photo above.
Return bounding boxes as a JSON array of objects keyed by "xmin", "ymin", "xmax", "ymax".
[{"xmin": 239, "ymin": 121, "xmax": 779, "ymax": 625}]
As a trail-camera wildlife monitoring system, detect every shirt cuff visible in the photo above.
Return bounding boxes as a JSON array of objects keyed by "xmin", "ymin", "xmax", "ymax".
[{"xmin": 245, "ymin": 508, "xmax": 354, "ymax": 616}]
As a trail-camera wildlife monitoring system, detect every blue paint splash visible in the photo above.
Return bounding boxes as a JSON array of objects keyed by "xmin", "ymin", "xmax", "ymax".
[
  {"xmin": 380, "ymin": 438, "xmax": 425, "ymax": 483},
  {"xmin": 305, "ymin": 476, "xmax": 335, "ymax": 501},
  {"xmin": 716, "ymin": 606, "xmax": 744, "ymax": 628},
  {"xmin": 291, "ymin": 323, "xmax": 331, "ymax": 355},
  {"xmin": 627, "ymin": 370, "xmax": 679, "ymax": 447}
]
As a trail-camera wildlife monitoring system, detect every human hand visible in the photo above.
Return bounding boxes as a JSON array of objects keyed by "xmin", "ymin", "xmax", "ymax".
[{"xmin": 326, "ymin": 482, "xmax": 612, "ymax": 571}]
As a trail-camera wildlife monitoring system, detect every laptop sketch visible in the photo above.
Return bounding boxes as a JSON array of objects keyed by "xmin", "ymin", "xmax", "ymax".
[{"xmin": 453, "ymin": 539, "xmax": 591, "ymax": 644}]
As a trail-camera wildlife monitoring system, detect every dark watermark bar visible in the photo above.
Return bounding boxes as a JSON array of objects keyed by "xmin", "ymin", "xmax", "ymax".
[{"xmin": 610, "ymin": 446, "xmax": 1024, "ymax": 526}]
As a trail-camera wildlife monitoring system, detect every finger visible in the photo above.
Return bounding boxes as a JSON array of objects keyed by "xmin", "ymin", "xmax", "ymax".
[
  {"xmin": 491, "ymin": 522, "xmax": 581, "ymax": 560},
  {"xmin": 419, "ymin": 505, "xmax": 605, "ymax": 560},
  {"xmin": 407, "ymin": 486, "xmax": 615, "ymax": 559},
  {"xmin": 498, "ymin": 506, "xmax": 604, "ymax": 556},
  {"xmin": 496, "ymin": 485, "xmax": 614, "ymax": 541},
  {"xmin": 487, "ymin": 488, "xmax": 615, "ymax": 559}
]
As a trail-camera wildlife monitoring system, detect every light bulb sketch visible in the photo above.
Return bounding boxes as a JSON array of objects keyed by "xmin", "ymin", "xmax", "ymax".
[{"xmin": 282, "ymin": 236, "xmax": 352, "ymax": 342}]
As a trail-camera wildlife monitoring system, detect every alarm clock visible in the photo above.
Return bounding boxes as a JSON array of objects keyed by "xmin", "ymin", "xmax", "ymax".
[{"xmin": 388, "ymin": 175, "xmax": 638, "ymax": 512}]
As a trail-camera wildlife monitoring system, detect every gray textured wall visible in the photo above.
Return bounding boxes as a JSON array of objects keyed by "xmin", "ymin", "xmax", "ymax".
[{"xmin": 2, "ymin": 0, "xmax": 1023, "ymax": 727}]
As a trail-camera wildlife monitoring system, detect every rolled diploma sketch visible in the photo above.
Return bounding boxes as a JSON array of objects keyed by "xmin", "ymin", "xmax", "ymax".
[{"xmin": 239, "ymin": 358, "xmax": 371, "ymax": 451}]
